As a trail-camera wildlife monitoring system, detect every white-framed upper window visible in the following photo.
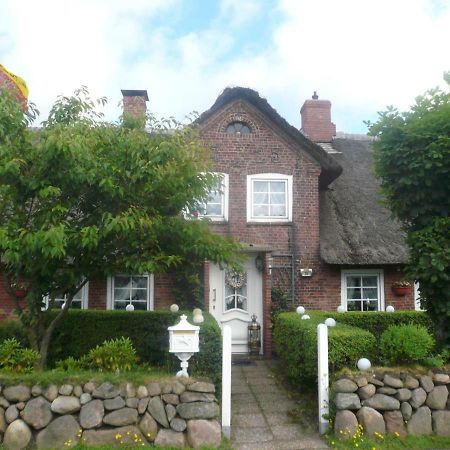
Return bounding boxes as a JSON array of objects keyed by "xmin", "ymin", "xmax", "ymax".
[
  {"xmin": 247, "ymin": 173, "xmax": 293, "ymax": 222},
  {"xmin": 107, "ymin": 274, "xmax": 154, "ymax": 311},
  {"xmin": 45, "ymin": 282, "xmax": 89, "ymax": 310},
  {"xmin": 193, "ymin": 173, "xmax": 229, "ymax": 222},
  {"xmin": 341, "ymin": 269, "xmax": 384, "ymax": 312}
]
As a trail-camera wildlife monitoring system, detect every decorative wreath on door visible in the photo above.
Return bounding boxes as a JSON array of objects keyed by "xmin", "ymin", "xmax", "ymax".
[{"xmin": 225, "ymin": 270, "xmax": 247, "ymax": 289}]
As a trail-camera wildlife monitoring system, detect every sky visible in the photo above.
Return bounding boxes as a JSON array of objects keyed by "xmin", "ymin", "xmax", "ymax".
[{"xmin": 1, "ymin": 0, "xmax": 449, "ymax": 133}]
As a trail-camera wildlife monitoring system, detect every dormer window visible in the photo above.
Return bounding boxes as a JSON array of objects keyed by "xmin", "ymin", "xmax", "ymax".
[{"xmin": 226, "ymin": 121, "xmax": 251, "ymax": 135}]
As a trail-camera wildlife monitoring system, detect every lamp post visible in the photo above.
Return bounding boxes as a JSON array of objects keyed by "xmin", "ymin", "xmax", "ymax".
[{"xmin": 168, "ymin": 315, "xmax": 200, "ymax": 377}]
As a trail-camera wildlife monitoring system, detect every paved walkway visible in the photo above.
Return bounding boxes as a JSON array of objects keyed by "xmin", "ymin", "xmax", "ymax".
[{"xmin": 231, "ymin": 359, "xmax": 328, "ymax": 450}]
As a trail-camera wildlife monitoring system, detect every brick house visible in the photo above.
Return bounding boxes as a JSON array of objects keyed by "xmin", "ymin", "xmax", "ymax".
[{"xmin": 0, "ymin": 86, "xmax": 415, "ymax": 355}]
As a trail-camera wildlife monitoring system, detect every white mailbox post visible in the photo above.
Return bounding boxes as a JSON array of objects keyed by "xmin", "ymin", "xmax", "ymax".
[{"xmin": 168, "ymin": 314, "xmax": 200, "ymax": 377}]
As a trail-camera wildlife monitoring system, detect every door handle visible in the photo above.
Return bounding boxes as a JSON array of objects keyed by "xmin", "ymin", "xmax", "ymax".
[{"xmin": 212, "ymin": 289, "xmax": 216, "ymax": 302}]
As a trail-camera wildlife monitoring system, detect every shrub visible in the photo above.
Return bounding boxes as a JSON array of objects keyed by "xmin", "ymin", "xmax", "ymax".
[
  {"xmin": 0, "ymin": 338, "xmax": 39, "ymax": 373},
  {"xmin": 273, "ymin": 313, "xmax": 376, "ymax": 383},
  {"xmin": 87, "ymin": 337, "xmax": 137, "ymax": 372},
  {"xmin": 45, "ymin": 309, "xmax": 222, "ymax": 386},
  {"xmin": 380, "ymin": 324, "xmax": 435, "ymax": 364}
]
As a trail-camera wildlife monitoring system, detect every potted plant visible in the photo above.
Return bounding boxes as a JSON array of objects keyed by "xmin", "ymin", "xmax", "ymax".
[
  {"xmin": 391, "ymin": 281, "xmax": 411, "ymax": 297},
  {"xmin": 11, "ymin": 281, "xmax": 28, "ymax": 298}
]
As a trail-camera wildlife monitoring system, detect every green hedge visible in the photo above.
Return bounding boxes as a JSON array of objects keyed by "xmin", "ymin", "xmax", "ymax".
[
  {"xmin": 0, "ymin": 310, "xmax": 222, "ymax": 387},
  {"xmin": 305, "ymin": 310, "xmax": 434, "ymax": 339},
  {"xmin": 273, "ymin": 312, "xmax": 377, "ymax": 383},
  {"xmin": 0, "ymin": 320, "xmax": 28, "ymax": 345}
]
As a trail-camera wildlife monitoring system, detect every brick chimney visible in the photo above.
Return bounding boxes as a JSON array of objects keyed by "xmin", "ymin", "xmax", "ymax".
[
  {"xmin": 300, "ymin": 92, "xmax": 336, "ymax": 143},
  {"xmin": 121, "ymin": 89, "xmax": 149, "ymax": 118}
]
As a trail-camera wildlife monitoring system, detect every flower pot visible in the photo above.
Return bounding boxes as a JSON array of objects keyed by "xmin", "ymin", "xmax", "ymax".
[
  {"xmin": 392, "ymin": 286, "xmax": 409, "ymax": 297},
  {"xmin": 14, "ymin": 289, "xmax": 27, "ymax": 298}
]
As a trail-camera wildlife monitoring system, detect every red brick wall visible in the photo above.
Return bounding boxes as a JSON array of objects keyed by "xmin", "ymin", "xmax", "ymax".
[
  {"xmin": 122, "ymin": 96, "xmax": 146, "ymax": 118},
  {"xmin": 154, "ymin": 273, "xmax": 176, "ymax": 309},
  {"xmin": 0, "ymin": 276, "xmax": 14, "ymax": 319},
  {"xmin": 88, "ymin": 279, "xmax": 107, "ymax": 309},
  {"xmin": 300, "ymin": 99, "xmax": 336, "ymax": 142}
]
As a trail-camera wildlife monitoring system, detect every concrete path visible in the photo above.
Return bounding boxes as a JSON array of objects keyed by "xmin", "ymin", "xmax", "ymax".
[{"xmin": 231, "ymin": 359, "xmax": 328, "ymax": 450}]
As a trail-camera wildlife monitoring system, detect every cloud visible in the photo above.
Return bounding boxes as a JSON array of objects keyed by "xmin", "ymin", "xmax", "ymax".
[{"xmin": 1, "ymin": 0, "xmax": 449, "ymax": 132}]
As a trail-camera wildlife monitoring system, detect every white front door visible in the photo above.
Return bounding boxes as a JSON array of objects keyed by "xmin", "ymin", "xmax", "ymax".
[{"xmin": 209, "ymin": 254, "xmax": 263, "ymax": 354}]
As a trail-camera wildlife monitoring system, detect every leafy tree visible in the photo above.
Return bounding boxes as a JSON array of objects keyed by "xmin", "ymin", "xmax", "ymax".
[
  {"xmin": 0, "ymin": 87, "xmax": 241, "ymax": 369},
  {"xmin": 367, "ymin": 74, "xmax": 450, "ymax": 346}
]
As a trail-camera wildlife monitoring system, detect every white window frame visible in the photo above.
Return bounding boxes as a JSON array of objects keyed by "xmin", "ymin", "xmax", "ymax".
[
  {"xmin": 194, "ymin": 173, "xmax": 229, "ymax": 222},
  {"xmin": 247, "ymin": 173, "xmax": 293, "ymax": 223},
  {"xmin": 341, "ymin": 269, "xmax": 385, "ymax": 312},
  {"xmin": 44, "ymin": 282, "xmax": 89, "ymax": 310},
  {"xmin": 107, "ymin": 274, "xmax": 154, "ymax": 311}
]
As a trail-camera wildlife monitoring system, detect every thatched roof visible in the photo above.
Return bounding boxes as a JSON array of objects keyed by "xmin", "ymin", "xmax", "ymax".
[
  {"xmin": 197, "ymin": 87, "xmax": 342, "ymax": 188},
  {"xmin": 320, "ymin": 138, "xmax": 409, "ymax": 265}
]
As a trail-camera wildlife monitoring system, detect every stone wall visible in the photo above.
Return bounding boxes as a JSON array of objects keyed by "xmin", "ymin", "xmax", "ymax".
[
  {"xmin": 0, "ymin": 378, "xmax": 221, "ymax": 449},
  {"xmin": 333, "ymin": 371, "xmax": 450, "ymax": 438}
]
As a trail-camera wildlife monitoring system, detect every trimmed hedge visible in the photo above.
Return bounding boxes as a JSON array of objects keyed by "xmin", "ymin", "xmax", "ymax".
[
  {"xmin": 0, "ymin": 310, "xmax": 222, "ymax": 386},
  {"xmin": 273, "ymin": 312, "xmax": 376, "ymax": 383},
  {"xmin": 305, "ymin": 310, "xmax": 434, "ymax": 339},
  {"xmin": 0, "ymin": 320, "xmax": 28, "ymax": 345}
]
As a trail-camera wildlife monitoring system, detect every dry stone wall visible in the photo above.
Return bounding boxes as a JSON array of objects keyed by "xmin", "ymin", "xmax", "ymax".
[
  {"xmin": 332, "ymin": 371, "xmax": 450, "ymax": 438},
  {"xmin": 0, "ymin": 378, "xmax": 221, "ymax": 449}
]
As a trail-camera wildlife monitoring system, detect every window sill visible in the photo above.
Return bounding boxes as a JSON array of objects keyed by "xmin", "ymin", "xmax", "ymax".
[{"xmin": 247, "ymin": 221, "xmax": 292, "ymax": 226}]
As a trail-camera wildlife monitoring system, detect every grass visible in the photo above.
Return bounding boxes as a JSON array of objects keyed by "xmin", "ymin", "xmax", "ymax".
[
  {"xmin": 325, "ymin": 432, "xmax": 450, "ymax": 449},
  {"xmin": 0, "ymin": 367, "xmax": 173, "ymax": 387}
]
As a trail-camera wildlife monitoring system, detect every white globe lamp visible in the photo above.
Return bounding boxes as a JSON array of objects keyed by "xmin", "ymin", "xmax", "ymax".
[
  {"xmin": 296, "ymin": 306, "xmax": 305, "ymax": 315},
  {"xmin": 193, "ymin": 308, "xmax": 202, "ymax": 315},
  {"xmin": 193, "ymin": 314, "xmax": 204, "ymax": 324},
  {"xmin": 386, "ymin": 305, "xmax": 395, "ymax": 313},
  {"xmin": 337, "ymin": 305, "xmax": 346, "ymax": 313},
  {"xmin": 125, "ymin": 303, "xmax": 135, "ymax": 312},
  {"xmin": 301, "ymin": 314, "xmax": 310, "ymax": 320},
  {"xmin": 325, "ymin": 318, "xmax": 336, "ymax": 327},
  {"xmin": 357, "ymin": 358, "xmax": 371, "ymax": 371},
  {"xmin": 170, "ymin": 304, "xmax": 179, "ymax": 313}
]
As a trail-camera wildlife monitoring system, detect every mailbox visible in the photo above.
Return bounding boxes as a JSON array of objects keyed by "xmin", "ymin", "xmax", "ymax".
[{"xmin": 168, "ymin": 314, "xmax": 200, "ymax": 377}]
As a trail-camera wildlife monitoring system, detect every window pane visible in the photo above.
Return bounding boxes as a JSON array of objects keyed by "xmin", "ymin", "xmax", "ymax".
[
  {"xmin": 114, "ymin": 301, "xmax": 128, "ymax": 310},
  {"xmin": 253, "ymin": 205, "xmax": 269, "ymax": 216},
  {"xmin": 253, "ymin": 181, "xmax": 268, "ymax": 192},
  {"xmin": 225, "ymin": 295, "xmax": 235, "ymax": 311},
  {"xmin": 132, "ymin": 277, "xmax": 147, "ymax": 289},
  {"xmin": 363, "ymin": 300, "xmax": 379, "ymax": 311},
  {"xmin": 132, "ymin": 302, "xmax": 147, "ymax": 311},
  {"xmin": 115, "ymin": 276, "xmax": 131, "ymax": 288},
  {"xmin": 270, "ymin": 204, "xmax": 286, "ymax": 216},
  {"xmin": 114, "ymin": 288, "xmax": 130, "ymax": 301},
  {"xmin": 362, "ymin": 288, "xmax": 378, "ymax": 300},
  {"xmin": 131, "ymin": 289, "xmax": 147, "ymax": 301},
  {"xmin": 270, "ymin": 193, "xmax": 286, "ymax": 204},
  {"xmin": 206, "ymin": 204, "xmax": 222, "ymax": 215},
  {"xmin": 347, "ymin": 301, "xmax": 362, "ymax": 311},
  {"xmin": 347, "ymin": 276, "xmax": 361, "ymax": 287},
  {"xmin": 254, "ymin": 193, "xmax": 269, "ymax": 204},
  {"xmin": 270, "ymin": 181, "xmax": 285, "ymax": 193},
  {"xmin": 362, "ymin": 276, "xmax": 378, "ymax": 287},
  {"xmin": 347, "ymin": 287, "xmax": 361, "ymax": 299}
]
